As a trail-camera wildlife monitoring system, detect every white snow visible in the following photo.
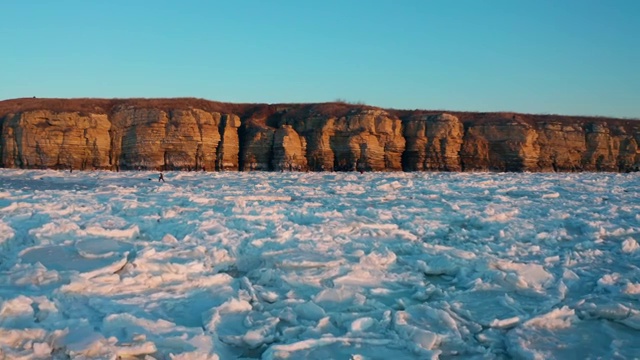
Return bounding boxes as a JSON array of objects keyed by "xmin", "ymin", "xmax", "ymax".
[{"xmin": 0, "ymin": 169, "xmax": 639, "ymax": 359}]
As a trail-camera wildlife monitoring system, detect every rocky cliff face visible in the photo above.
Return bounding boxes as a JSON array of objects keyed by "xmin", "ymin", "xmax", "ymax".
[
  {"xmin": 461, "ymin": 117, "xmax": 540, "ymax": 171},
  {"xmin": 403, "ymin": 113, "xmax": 464, "ymax": 171},
  {"xmin": 0, "ymin": 98, "xmax": 638, "ymax": 172},
  {"xmin": 216, "ymin": 114, "xmax": 241, "ymax": 171},
  {"xmin": 1, "ymin": 110, "xmax": 111, "ymax": 170},
  {"xmin": 272, "ymin": 125, "xmax": 307, "ymax": 171},
  {"xmin": 109, "ymin": 106, "xmax": 242, "ymax": 171},
  {"xmin": 282, "ymin": 108, "xmax": 405, "ymax": 172}
]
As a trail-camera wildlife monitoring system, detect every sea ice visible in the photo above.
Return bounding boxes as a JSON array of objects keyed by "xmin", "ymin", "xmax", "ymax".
[{"xmin": 0, "ymin": 170, "xmax": 638, "ymax": 359}]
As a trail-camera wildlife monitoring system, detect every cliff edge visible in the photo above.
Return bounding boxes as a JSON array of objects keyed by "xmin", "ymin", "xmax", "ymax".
[{"xmin": 0, "ymin": 98, "xmax": 638, "ymax": 172}]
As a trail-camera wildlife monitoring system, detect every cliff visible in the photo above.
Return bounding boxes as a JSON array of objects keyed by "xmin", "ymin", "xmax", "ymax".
[{"xmin": 0, "ymin": 98, "xmax": 638, "ymax": 172}]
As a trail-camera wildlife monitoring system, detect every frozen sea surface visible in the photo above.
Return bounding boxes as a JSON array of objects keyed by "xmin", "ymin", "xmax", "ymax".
[{"xmin": 0, "ymin": 170, "xmax": 639, "ymax": 359}]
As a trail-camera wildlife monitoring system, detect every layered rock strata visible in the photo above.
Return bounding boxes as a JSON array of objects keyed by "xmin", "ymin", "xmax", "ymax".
[
  {"xmin": 0, "ymin": 98, "xmax": 638, "ymax": 172},
  {"xmin": 293, "ymin": 109, "xmax": 405, "ymax": 172},
  {"xmin": 403, "ymin": 113, "xmax": 464, "ymax": 171},
  {"xmin": 1, "ymin": 110, "xmax": 111, "ymax": 170},
  {"xmin": 460, "ymin": 117, "xmax": 540, "ymax": 171}
]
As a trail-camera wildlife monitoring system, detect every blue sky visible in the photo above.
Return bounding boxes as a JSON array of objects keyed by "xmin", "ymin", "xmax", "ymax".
[{"xmin": 1, "ymin": 0, "xmax": 639, "ymax": 118}]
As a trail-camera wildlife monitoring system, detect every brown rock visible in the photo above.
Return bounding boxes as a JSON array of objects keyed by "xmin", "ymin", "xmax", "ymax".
[
  {"xmin": 582, "ymin": 123, "xmax": 618, "ymax": 171},
  {"xmin": 240, "ymin": 123, "xmax": 274, "ymax": 171},
  {"xmin": 403, "ymin": 113, "xmax": 463, "ymax": 171},
  {"xmin": 293, "ymin": 116, "xmax": 336, "ymax": 171},
  {"xmin": 272, "ymin": 125, "xmax": 307, "ymax": 171},
  {"xmin": 1, "ymin": 110, "xmax": 111, "ymax": 170},
  {"xmin": 616, "ymin": 128, "xmax": 638, "ymax": 172},
  {"xmin": 217, "ymin": 114, "xmax": 241, "ymax": 170},
  {"xmin": 291, "ymin": 109, "xmax": 405, "ymax": 171},
  {"xmin": 110, "ymin": 107, "xmax": 224, "ymax": 170},
  {"xmin": 1, "ymin": 98, "xmax": 639, "ymax": 173},
  {"xmin": 461, "ymin": 118, "xmax": 540, "ymax": 171},
  {"xmin": 535, "ymin": 122, "xmax": 586, "ymax": 171}
]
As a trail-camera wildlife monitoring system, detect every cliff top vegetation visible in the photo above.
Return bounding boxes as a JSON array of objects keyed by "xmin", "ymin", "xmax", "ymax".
[{"xmin": 0, "ymin": 97, "xmax": 637, "ymax": 128}]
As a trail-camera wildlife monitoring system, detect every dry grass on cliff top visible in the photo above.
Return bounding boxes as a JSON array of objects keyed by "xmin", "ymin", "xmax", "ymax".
[
  {"xmin": 266, "ymin": 102, "xmax": 379, "ymax": 120},
  {"xmin": 0, "ymin": 98, "xmax": 377, "ymax": 123},
  {"xmin": 0, "ymin": 98, "xmax": 256, "ymax": 118},
  {"xmin": 0, "ymin": 97, "xmax": 637, "ymax": 128},
  {"xmin": 391, "ymin": 109, "xmax": 639, "ymax": 128}
]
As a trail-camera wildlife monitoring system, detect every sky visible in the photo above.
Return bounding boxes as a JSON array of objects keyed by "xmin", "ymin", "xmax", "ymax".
[{"xmin": 1, "ymin": 0, "xmax": 639, "ymax": 118}]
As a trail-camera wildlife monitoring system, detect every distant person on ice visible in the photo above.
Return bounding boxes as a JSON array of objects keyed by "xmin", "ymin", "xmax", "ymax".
[{"xmin": 159, "ymin": 173, "xmax": 165, "ymax": 182}]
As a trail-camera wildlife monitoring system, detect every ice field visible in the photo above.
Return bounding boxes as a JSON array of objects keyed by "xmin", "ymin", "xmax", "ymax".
[{"xmin": 0, "ymin": 169, "xmax": 639, "ymax": 359}]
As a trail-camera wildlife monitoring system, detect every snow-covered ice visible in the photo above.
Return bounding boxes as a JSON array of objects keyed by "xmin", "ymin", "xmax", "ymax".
[{"xmin": 0, "ymin": 169, "xmax": 639, "ymax": 359}]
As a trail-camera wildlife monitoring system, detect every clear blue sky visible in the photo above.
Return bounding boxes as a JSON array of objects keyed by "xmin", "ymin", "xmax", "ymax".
[{"xmin": 1, "ymin": 0, "xmax": 639, "ymax": 118}]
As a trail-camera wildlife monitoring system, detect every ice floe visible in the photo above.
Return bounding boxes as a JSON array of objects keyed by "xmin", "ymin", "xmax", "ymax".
[{"xmin": 0, "ymin": 169, "xmax": 638, "ymax": 359}]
